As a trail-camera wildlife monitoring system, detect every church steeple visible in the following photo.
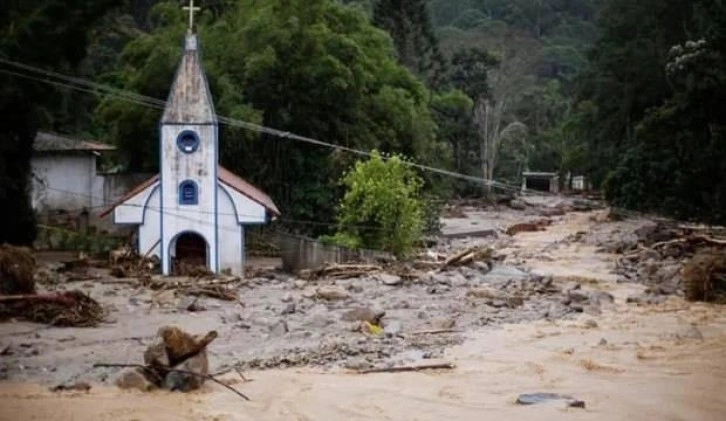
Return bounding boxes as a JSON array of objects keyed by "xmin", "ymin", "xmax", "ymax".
[{"xmin": 161, "ymin": 33, "xmax": 216, "ymax": 124}]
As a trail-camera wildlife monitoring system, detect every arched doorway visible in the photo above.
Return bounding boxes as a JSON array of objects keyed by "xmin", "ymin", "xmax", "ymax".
[{"xmin": 171, "ymin": 232, "xmax": 208, "ymax": 274}]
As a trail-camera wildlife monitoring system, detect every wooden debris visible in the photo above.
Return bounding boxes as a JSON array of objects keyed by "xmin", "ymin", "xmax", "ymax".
[
  {"xmin": 409, "ymin": 329, "xmax": 462, "ymax": 335},
  {"xmin": 299, "ymin": 263, "xmax": 382, "ymax": 280},
  {"xmin": 357, "ymin": 362, "xmax": 455, "ymax": 374},
  {"xmin": 184, "ymin": 286, "xmax": 238, "ymax": 301},
  {"xmin": 441, "ymin": 246, "xmax": 493, "ymax": 268},
  {"xmin": 0, "ymin": 290, "xmax": 104, "ymax": 327},
  {"xmin": 506, "ymin": 219, "xmax": 552, "ymax": 236}
]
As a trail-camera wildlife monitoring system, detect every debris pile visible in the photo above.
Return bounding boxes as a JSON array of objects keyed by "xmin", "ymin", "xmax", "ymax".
[
  {"xmin": 683, "ymin": 248, "xmax": 726, "ymax": 303},
  {"xmin": 609, "ymin": 222, "xmax": 726, "ymax": 303},
  {"xmin": 115, "ymin": 326, "xmax": 217, "ymax": 392},
  {"xmin": 0, "ymin": 245, "xmax": 36, "ymax": 295},
  {"xmin": 0, "ymin": 290, "xmax": 104, "ymax": 327},
  {"xmin": 299, "ymin": 263, "xmax": 382, "ymax": 280}
]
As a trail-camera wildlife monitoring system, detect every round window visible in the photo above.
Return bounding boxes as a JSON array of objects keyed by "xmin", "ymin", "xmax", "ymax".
[{"xmin": 176, "ymin": 130, "xmax": 200, "ymax": 153}]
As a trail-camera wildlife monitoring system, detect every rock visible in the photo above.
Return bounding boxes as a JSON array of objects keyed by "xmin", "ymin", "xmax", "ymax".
[
  {"xmin": 164, "ymin": 349, "xmax": 209, "ymax": 392},
  {"xmin": 583, "ymin": 319, "xmax": 598, "ymax": 329},
  {"xmin": 516, "ymin": 393, "xmax": 585, "ymax": 409},
  {"xmin": 115, "ymin": 368, "xmax": 156, "ymax": 392},
  {"xmin": 316, "ymin": 287, "xmax": 350, "ymax": 301},
  {"xmin": 152, "ymin": 290, "xmax": 176, "ymax": 307},
  {"xmin": 269, "ymin": 320, "xmax": 289, "ymax": 337},
  {"xmin": 178, "ymin": 297, "xmax": 205, "ymax": 312},
  {"xmin": 466, "ymin": 287, "xmax": 501, "ymax": 299},
  {"xmin": 384, "ymin": 320, "xmax": 402, "ymax": 337},
  {"xmin": 432, "ymin": 317, "xmax": 456, "ymax": 330},
  {"xmin": 598, "ymin": 338, "xmax": 608, "ymax": 346},
  {"xmin": 538, "ymin": 207, "xmax": 566, "ymax": 217},
  {"xmin": 221, "ymin": 311, "xmax": 243, "ymax": 324},
  {"xmin": 589, "ymin": 291, "xmax": 615, "ymax": 305},
  {"xmin": 307, "ymin": 305, "xmax": 334, "ymax": 328},
  {"xmin": 472, "ymin": 261, "xmax": 491, "ymax": 274},
  {"xmin": 584, "ymin": 305, "xmax": 602, "ymax": 316},
  {"xmin": 482, "ymin": 266, "xmax": 529, "ymax": 283},
  {"xmin": 674, "ymin": 324, "xmax": 704, "ymax": 341},
  {"xmin": 377, "ymin": 273, "xmax": 403, "ymax": 286},
  {"xmin": 341, "ymin": 307, "xmax": 385, "ymax": 324},
  {"xmin": 509, "ymin": 199, "xmax": 527, "ymax": 210},
  {"xmin": 281, "ymin": 293, "xmax": 294, "ymax": 303},
  {"xmin": 566, "ymin": 290, "xmax": 590, "ymax": 304},
  {"xmin": 281, "ymin": 303, "xmax": 296, "ymax": 315},
  {"xmin": 293, "ymin": 280, "xmax": 306, "ymax": 289}
]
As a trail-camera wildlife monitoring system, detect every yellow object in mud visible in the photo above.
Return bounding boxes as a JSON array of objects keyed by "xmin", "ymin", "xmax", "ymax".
[{"xmin": 363, "ymin": 321, "xmax": 383, "ymax": 335}]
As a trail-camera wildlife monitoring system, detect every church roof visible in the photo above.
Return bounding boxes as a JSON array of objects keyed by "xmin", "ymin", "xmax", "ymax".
[
  {"xmin": 34, "ymin": 131, "xmax": 116, "ymax": 153},
  {"xmin": 161, "ymin": 34, "xmax": 216, "ymax": 124},
  {"xmin": 218, "ymin": 166, "xmax": 281, "ymax": 216},
  {"xmin": 98, "ymin": 166, "xmax": 280, "ymax": 217}
]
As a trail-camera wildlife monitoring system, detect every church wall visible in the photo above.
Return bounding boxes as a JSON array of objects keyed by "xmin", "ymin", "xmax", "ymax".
[
  {"xmin": 138, "ymin": 187, "xmax": 161, "ymax": 257},
  {"xmin": 219, "ymin": 183, "xmax": 267, "ymax": 224},
  {"xmin": 217, "ymin": 185, "xmax": 244, "ymax": 275}
]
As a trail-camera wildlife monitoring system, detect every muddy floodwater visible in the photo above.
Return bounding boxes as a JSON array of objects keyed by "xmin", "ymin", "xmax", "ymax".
[{"xmin": 2, "ymin": 207, "xmax": 726, "ymax": 420}]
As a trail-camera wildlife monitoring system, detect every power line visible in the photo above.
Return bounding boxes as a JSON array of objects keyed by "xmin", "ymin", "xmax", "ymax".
[{"xmin": 0, "ymin": 57, "xmax": 527, "ymax": 194}]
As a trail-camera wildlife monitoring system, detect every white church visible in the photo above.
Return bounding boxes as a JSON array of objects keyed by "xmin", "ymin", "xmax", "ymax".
[{"xmin": 100, "ymin": 13, "xmax": 279, "ymax": 275}]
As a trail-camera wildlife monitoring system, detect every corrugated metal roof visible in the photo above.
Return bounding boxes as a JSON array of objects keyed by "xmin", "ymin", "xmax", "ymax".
[
  {"xmin": 34, "ymin": 131, "xmax": 116, "ymax": 153},
  {"xmin": 161, "ymin": 34, "xmax": 216, "ymax": 124}
]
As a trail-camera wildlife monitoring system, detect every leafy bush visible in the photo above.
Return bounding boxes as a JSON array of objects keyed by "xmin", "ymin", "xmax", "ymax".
[{"xmin": 334, "ymin": 151, "xmax": 424, "ymax": 257}]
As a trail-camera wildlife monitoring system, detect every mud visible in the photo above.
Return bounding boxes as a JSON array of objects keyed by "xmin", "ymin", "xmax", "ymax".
[{"xmin": 2, "ymin": 197, "xmax": 726, "ymax": 420}]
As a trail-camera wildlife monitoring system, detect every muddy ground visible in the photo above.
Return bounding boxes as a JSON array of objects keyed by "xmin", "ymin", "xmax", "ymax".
[{"xmin": 2, "ymin": 196, "xmax": 726, "ymax": 420}]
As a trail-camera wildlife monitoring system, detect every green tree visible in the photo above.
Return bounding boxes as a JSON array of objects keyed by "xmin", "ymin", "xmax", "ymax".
[
  {"xmin": 98, "ymin": 0, "xmax": 443, "ymax": 234},
  {"xmin": 0, "ymin": 0, "xmax": 121, "ymax": 245},
  {"xmin": 373, "ymin": 0, "xmax": 447, "ymax": 88},
  {"xmin": 334, "ymin": 151, "xmax": 424, "ymax": 256}
]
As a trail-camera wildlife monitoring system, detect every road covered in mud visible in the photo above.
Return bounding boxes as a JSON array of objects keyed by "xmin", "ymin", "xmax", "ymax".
[{"xmin": 1, "ymin": 198, "xmax": 725, "ymax": 421}]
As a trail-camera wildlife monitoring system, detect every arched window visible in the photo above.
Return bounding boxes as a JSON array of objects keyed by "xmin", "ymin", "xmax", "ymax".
[
  {"xmin": 179, "ymin": 180, "xmax": 198, "ymax": 205},
  {"xmin": 176, "ymin": 130, "xmax": 200, "ymax": 154}
]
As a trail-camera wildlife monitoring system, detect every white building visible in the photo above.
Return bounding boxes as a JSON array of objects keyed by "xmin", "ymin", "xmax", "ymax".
[
  {"xmin": 100, "ymin": 32, "xmax": 279, "ymax": 275},
  {"xmin": 31, "ymin": 131, "xmax": 115, "ymax": 213}
]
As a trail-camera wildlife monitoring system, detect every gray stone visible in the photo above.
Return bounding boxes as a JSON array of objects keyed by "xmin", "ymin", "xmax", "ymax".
[
  {"xmin": 589, "ymin": 291, "xmax": 615, "ymax": 305},
  {"xmin": 384, "ymin": 320, "xmax": 402, "ymax": 337},
  {"xmin": 509, "ymin": 199, "xmax": 527, "ymax": 210},
  {"xmin": 583, "ymin": 319, "xmax": 599, "ymax": 329},
  {"xmin": 269, "ymin": 320, "xmax": 289, "ymax": 337},
  {"xmin": 316, "ymin": 287, "xmax": 350, "ymax": 301},
  {"xmin": 674, "ymin": 325, "xmax": 704, "ymax": 341},
  {"xmin": 281, "ymin": 293, "xmax": 294, "ymax": 303},
  {"xmin": 341, "ymin": 306, "xmax": 385, "ymax": 323},
  {"xmin": 281, "ymin": 303, "xmax": 296, "ymax": 315},
  {"xmin": 482, "ymin": 266, "xmax": 529, "ymax": 283},
  {"xmin": 307, "ymin": 305, "xmax": 334, "ymax": 328},
  {"xmin": 294, "ymin": 280, "xmax": 306, "ymax": 289},
  {"xmin": 115, "ymin": 368, "xmax": 156, "ymax": 392},
  {"xmin": 378, "ymin": 273, "xmax": 403, "ymax": 286}
]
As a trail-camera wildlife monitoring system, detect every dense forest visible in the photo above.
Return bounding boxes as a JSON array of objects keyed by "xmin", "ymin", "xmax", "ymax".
[{"xmin": 1, "ymin": 0, "xmax": 725, "ymax": 245}]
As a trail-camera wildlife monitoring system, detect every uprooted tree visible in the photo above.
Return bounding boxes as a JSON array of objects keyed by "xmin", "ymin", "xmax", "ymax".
[{"xmin": 326, "ymin": 151, "xmax": 424, "ymax": 257}]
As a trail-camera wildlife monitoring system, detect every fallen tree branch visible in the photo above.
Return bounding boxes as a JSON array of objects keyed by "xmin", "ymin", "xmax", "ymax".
[
  {"xmin": 356, "ymin": 362, "xmax": 455, "ymax": 374},
  {"xmin": 93, "ymin": 363, "xmax": 250, "ymax": 401},
  {"xmin": 408, "ymin": 329, "xmax": 463, "ymax": 335}
]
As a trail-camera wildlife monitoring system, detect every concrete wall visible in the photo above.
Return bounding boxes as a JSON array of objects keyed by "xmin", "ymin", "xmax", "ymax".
[
  {"xmin": 273, "ymin": 233, "xmax": 392, "ymax": 273},
  {"xmin": 31, "ymin": 154, "xmax": 96, "ymax": 211}
]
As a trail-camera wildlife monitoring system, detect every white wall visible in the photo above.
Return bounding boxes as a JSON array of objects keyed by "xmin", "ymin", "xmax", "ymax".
[
  {"xmin": 31, "ymin": 154, "xmax": 96, "ymax": 211},
  {"xmin": 218, "ymin": 184, "xmax": 244, "ymax": 275},
  {"xmin": 137, "ymin": 187, "xmax": 162, "ymax": 258}
]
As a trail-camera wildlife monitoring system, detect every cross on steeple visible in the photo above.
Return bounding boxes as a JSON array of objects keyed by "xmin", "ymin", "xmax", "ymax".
[{"xmin": 182, "ymin": 0, "xmax": 201, "ymax": 33}]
